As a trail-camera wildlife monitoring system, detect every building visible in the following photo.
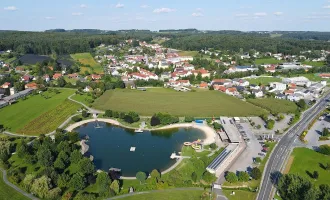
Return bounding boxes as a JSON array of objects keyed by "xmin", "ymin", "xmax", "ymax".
[
  {"xmin": 2, "ymin": 88, "xmax": 34, "ymax": 104},
  {"xmin": 269, "ymin": 82, "xmax": 287, "ymax": 91},
  {"xmin": 219, "ymin": 117, "xmax": 241, "ymax": 143},
  {"xmin": 91, "ymin": 74, "xmax": 102, "ymax": 80},
  {"xmin": 226, "ymin": 87, "xmax": 239, "ymax": 96},
  {"xmin": 25, "ymin": 82, "xmax": 38, "ymax": 89},
  {"xmin": 232, "ymin": 78, "xmax": 249, "ymax": 87},
  {"xmin": 1, "ymin": 82, "xmax": 11, "ymax": 89},
  {"xmin": 278, "ymin": 63, "xmax": 302, "ymax": 70},
  {"xmin": 252, "ymin": 89, "xmax": 264, "ymax": 98},
  {"xmin": 282, "ymin": 77, "xmax": 311, "ymax": 87},
  {"xmin": 53, "ymin": 73, "xmax": 62, "ymax": 80},
  {"xmin": 192, "ymin": 69, "xmax": 210, "ymax": 78}
]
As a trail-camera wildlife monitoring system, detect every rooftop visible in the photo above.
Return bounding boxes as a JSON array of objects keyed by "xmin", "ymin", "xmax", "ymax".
[{"xmin": 220, "ymin": 117, "xmax": 241, "ymax": 143}]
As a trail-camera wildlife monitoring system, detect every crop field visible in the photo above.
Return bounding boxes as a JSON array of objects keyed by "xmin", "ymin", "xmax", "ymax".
[
  {"xmin": 255, "ymin": 58, "xmax": 284, "ymax": 65},
  {"xmin": 0, "ymin": 89, "xmax": 78, "ymax": 134},
  {"xmin": 288, "ymin": 148, "xmax": 330, "ymax": 185},
  {"xmin": 19, "ymin": 54, "xmax": 50, "ymax": 65},
  {"xmin": 17, "ymin": 100, "xmax": 80, "ymax": 135},
  {"xmin": 0, "ymin": 172, "xmax": 29, "ymax": 200},
  {"xmin": 93, "ymin": 88, "xmax": 267, "ymax": 117},
  {"xmin": 246, "ymin": 77, "xmax": 282, "ymax": 85},
  {"xmin": 71, "ymin": 53, "xmax": 103, "ymax": 74},
  {"xmin": 248, "ymin": 98, "xmax": 298, "ymax": 114}
]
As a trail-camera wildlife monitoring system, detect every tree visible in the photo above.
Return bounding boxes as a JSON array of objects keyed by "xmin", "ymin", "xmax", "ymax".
[
  {"xmin": 47, "ymin": 187, "xmax": 62, "ymax": 200},
  {"xmin": 16, "ymin": 140, "xmax": 28, "ymax": 158},
  {"xmin": 191, "ymin": 172, "xmax": 198, "ymax": 182},
  {"xmin": 150, "ymin": 115, "xmax": 161, "ymax": 126},
  {"xmin": 202, "ymin": 171, "xmax": 216, "ymax": 183},
  {"xmin": 78, "ymin": 157, "xmax": 95, "ymax": 175},
  {"xmin": 209, "ymin": 143, "xmax": 217, "ymax": 150},
  {"xmin": 96, "ymin": 172, "xmax": 111, "ymax": 196},
  {"xmin": 322, "ymin": 128, "xmax": 330, "ymax": 137},
  {"xmin": 104, "ymin": 110, "xmax": 113, "ymax": 117},
  {"xmin": 136, "ymin": 171, "xmax": 147, "ymax": 184},
  {"xmin": 238, "ymin": 171, "xmax": 250, "ymax": 182},
  {"xmin": 57, "ymin": 141, "xmax": 71, "ymax": 153},
  {"xmin": 319, "ymin": 145, "xmax": 330, "ymax": 155},
  {"xmin": 225, "ymin": 172, "xmax": 238, "ymax": 183},
  {"xmin": 54, "ymin": 157, "xmax": 65, "ymax": 170},
  {"xmin": 251, "ymin": 167, "xmax": 262, "ymax": 180},
  {"xmin": 325, "ymin": 163, "xmax": 330, "ymax": 171},
  {"xmin": 185, "ymin": 116, "xmax": 195, "ymax": 122},
  {"xmin": 150, "ymin": 169, "xmax": 161, "ymax": 181},
  {"xmin": 68, "ymin": 131, "xmax": 79, "ymax": 143},
  {"xmin": 313, "ymin": 171, "xmax": 319, "ymax": 180},
  {"xmin": 69, "ymin": 174, "xmax": 85, "ymax": 190},
  {"xmin": 22, "ymin": 174, "xmax": 36, "ymax": 192},
  {"xmin": 110, "ymin": 180, "xmax": 120, "ymax": 194},
  {"xmin": 57, "ymin": 173, "xmax": 70, "ymax": 188},
  {"xmin": 319, "ymin": 184, "xmax": 330, "ymax": 200},
  {"xmin": 57, "ymin": 76, "xmax": 67, "ymax": 87},
  {"xmin": 37, "ymin": 146, "xmax": 53, "ymax": 167},
  {"xmin": 82, "ymin": 110, "xmax": 89, "ymax": 118},
  {"xmin": 70, "ymin": 150, "xmax": 83, "ymax": 164},
  {"xmin": 31, "ymin": 176, "xmax": 51, "ymax": 198},
  {"xmin": 57, "ymin": 151, "xmax": 69, "ymax": 164},
  {"xmin": 297, "ymin": 99, "xmax": 307, "ymax": 109},
  {"xmin": 266, "ymin": 119, "xmax": 275, "ymax": 130}
]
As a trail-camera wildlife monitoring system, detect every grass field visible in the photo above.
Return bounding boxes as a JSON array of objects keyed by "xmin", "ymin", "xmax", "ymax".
[
  {"xmin": 92, "ymin": 88, "xmax": 267, "ymax": 117},
  {"xmin": 0, "ymin": 89, "xmax": 78, "ymax": 135},
  {"xmin": 177, "ymin": 51, "xmax": 198, "ymax": 57},
  {"xmin": 255, "ymin": 58, "xmax": 284, "ymax": 65},
  {"xmin": 71, "ymin": 53, "xmax": 103, "ymax": 74},
  {"xmin": 302, "ymin": 61, "xmax": 325, "ymax": 67},
  {"xmin": 247, "ymin": 77, "xmax": 282, "ymax": 85},
  {"xmin": 290, "ymin": 73, "xmax": 330, "ymax": 82},
  {"xmin": 288, "ymin": 148, "xmax": 330, "ymax": 185},
  {"xmin": 71, "ymin": 93, "xmax": 94, "ymax": 106},
  {"xmin": 223, "ymin": 190, "xmax": 257, "ymax": 200},
  {"xmin": 0, "ymin": 171, "xmax": 29, "ymax": 200},
  {"xmin": 248, "ymin": 98, "xmax": 298, "ymax": 114},
  {"xmin": 120, "ymin": 190, "xmax": 205, "ymax": 200}
]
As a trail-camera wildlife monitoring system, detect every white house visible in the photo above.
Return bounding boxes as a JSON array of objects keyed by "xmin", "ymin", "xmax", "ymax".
[
  {"xmin": 269, "ymin": 82, "xmax": 287, "ymax": 91},
  {"xmin": 252, "ymin": 89, "xmax": 264, "ymax": 98},
  {"xmin": 232, "ymin": 79, "xmax": 249, "ymax": 87}
]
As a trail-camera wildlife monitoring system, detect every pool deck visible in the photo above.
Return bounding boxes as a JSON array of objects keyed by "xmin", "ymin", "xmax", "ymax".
[{"xmin": 65, "ymin": 118, "xmax": 217, "ymax": 145}]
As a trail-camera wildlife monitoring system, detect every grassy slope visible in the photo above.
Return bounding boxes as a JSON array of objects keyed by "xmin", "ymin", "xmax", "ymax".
[
  {"xmin": 93, "ymin": 88, "xmax": 267, "ymax": 117},
  {"xmin": 0, "ymin": 89, "xmax": 77, "ymax": 133},
  {"xmin": 120, "ymin": 190, "xmax": 205, "ymax": 200},
  {"xmin": 302, "ymin": 61, "xmax": 325, "ymax": 67},
  {"xmin": 288, "ymin": 148, "xmax": 330, "ymax": 186},
  {"xmin": 248, "ymin": 98, "xmax": 298, "ymax": 114},
  {"xmin": 71, "ymin": 93, "xmax": 94, "ymax": 106},
  {"xmin": 70, "ymin": 53, "xmax": 103, "ymax": 74},
  {"xmin": 0, "ymin": 172, "xmax": 29, "ymax": 200},
  {"xmin": 247, "ymin": 77, "xmax": 282, "ymax": 85}
]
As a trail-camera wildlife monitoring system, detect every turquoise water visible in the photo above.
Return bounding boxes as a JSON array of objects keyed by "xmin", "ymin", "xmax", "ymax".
[{"xmin": 75, "ymin": 122, "xmax": 205, "ymax": 176}]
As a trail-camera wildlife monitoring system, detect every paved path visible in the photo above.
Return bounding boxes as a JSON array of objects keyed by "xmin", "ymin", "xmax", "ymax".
[
  {"xmin": 0, "ymin": 168, "xmax": 39, "ymax": 200},
  {"xmin": 106, "ymin": 187, "xmax": 206, "ymax": 200},
  {"xmin": 68, "ymin": 94, "xmax": 104, "ymax": 114}
]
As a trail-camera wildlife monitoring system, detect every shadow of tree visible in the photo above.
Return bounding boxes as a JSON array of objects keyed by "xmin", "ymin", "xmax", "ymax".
[
  {"xmin": 270, "ymin": 171, "xmax": 282, "ymax": 186},
  {"xmin": 305, "ymin": 170, "xmax": 314, "ymax": 179}
]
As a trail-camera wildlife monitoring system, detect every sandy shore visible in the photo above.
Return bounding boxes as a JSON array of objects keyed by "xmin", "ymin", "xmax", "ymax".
[{"xmin": 65, "ymin": 119, "xmax": 216, "ymax": 145}]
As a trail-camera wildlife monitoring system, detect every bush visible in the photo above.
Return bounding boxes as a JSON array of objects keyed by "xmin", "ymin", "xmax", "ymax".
[
  {"xmin": 113, "ymin": 111, "xmax": 119, "ymax": 118},
  {"xmin": 225, "ymin": 172, "xmax": 238, "ymax": 183},
  {"xmin": 251, "ymin": 167, "xmax": 261, "ymax": 180},
  {"xmin": 151, "ymin": 115, "xmax": 161, "ymax": 126},
  {"xmin": 184, "ymin": 116, "xmax": 195, "ymax": 122},
  {"xmin": 319, "ymin": 145, "xmax": 330, "ymax": 155},
  {"xmin": 82, "ymin": 110, "xmax": 89, "ymax": 118},
  {"xmin": 104, "ymin": 110, "xmax": 113, "ymax": 117},
  {"xmin": 213, "ymin": 122, "xmax": 222, "ymax": 129},
  {"xmin": 319, "ymin": 136, "xmax": 329, "ymax": 141},
  {"xmin": 266, "ymin": 119, "xmax": 275, "ymax": 130},
  {"xmin": 209, "ymin": 143, "xmax": 217, "ymax": 150},
  {"xmin": 72, "ymin": 116, "xmax": 82, "ymax": 122}
]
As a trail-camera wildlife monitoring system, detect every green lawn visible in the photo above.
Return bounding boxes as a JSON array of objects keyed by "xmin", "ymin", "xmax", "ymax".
[
  {"xmin": 0, "ymin": 172, "xmax": 29, "ymax": 200},
  {"xmin": 302, "ymin": 61, "xmax": 325, "ymax": 67},
  {"xmin": 255, "ymin": 58, "xmax": 284, "ymax": 65},
  {"xmin": 223, "ymin": 190, "xmax": 257, "ymax": 200},
  {"xmin": 248, "ymin": 98, "xmax": 298, "ymax": 114},
  {"xmin": 0, "ymin": 89, "xmax": 79, "ymax": 135},
  {"xmin": 120, "ymin": 189, "xmax": 205, "ymax": 200},
  {"xmin": 92, "ymin": 88, "xmax": 267, "ymax": 117},
  {"xmin": 290, "ymin": 73, "xmax": 330, "ymax": 82},
  {"xmin": 71, "ymin": 53, "xmax": 103, "ymax": 74},
  {"xmin": 247, "ymin": 77, "xmax": 282, "ymax": 85},
  {"xmin": 288, "ymin": 148, "xmax": 330, "ymax": 186},
  {"xmin": 71, "ymin": 93, "xmax": 94, "ymax": 106}
]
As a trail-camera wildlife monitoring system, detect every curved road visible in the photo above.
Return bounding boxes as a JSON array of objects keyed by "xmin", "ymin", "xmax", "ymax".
[
  {"xmin": 257, "ymin": 92, "xmax": 330, "ymax": 200},
  {"xmin": 0, "ymin": 168, "xmax": 39, "ymax": 200}
]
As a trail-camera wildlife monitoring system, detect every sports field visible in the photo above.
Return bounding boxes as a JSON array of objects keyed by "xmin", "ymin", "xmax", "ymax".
[
  {"xmin": 255, "ymin": 58, "xmax": 284, "ymax": 65},
  {"xmin": 248, "ymin": 98, "xmax": 298, "ymax": 114},
  {"xmin": 247, "ymin": 77, "xmax": 282, "ymax": 85},
  {"xmin": 120, "ymin": 189, "xmax": 205, "ymax": 200},
  {"xmin": 287, "ymin": 148, "xmax": 330, "ymax": 185},
  {"xmin": 0, "ymin": 172, "xmax": 29, "ymax": 200},
  {"xmin": 93, "ymin": 88, "xmax": 267, "ymax": 117},
  {"xmin": 71, "ymin": 53, "xmax": 103, "ymax": 74},
  {"xmin": 0, "ymin": 89, "xmax": 79, "ymax": 135}
]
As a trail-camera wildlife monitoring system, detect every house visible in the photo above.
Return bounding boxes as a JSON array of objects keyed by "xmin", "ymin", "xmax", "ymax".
[
  {"xmin": 68, "ymin": 73, "xmax": 79, "ymax": 79},
  {"xmin": 21, "ymin": 75, "xmax": 32, "ymax": 83},
  {"xmin": 192, "ymin": 69, "xmax": 210, "ymax": 78},
  {"xmin": 139, "ymin": 68, "xmax": 159, "ymax": 80},
  {"xmin": 265, "ymin": 65, "xmax": 276, "ymax": 73},
  {"xmin": 53, "ymin": 73, "xmax": 62, "ymax": 80},
  {"xmin": 83, "ymin": 86, "xmax": 93, "ymax": 92},
  {"xmin": 287, "ymin": 94, "xmax": 304, "ymax": 102},
  {"xmin": 252, "ymin": 89, "xmax": 264, "ymax": 98},
  {"xmin": 130, "ymin": 72, "xmax": 149, "ymax": 81},
  {"xmin": 319, "ymin": 73, "xmax": 330, "ymax": 79},
  {"xmin": 25, "ymin": 82, "xmax": 38, "ymax": 89},
  {"xmin": 15, "ymin": 66, "xmax": 24, "ymax": 73},
  {"xmin": 91, "ymin": 74, "xmax": 102, "ymax": 80},
  {"xmin": 226, "ymin": 87, "xmax": 239, "ymax": 96},
  {"xmin": 160, "ymin": 72, "xmax": 171, "ymax": 80},
  {"xmin": 250, "ymin": 84, "xmax": 260, "ymax": 90},
  {"xmin": 1, "ymin": 82, "xmax": 11, "ymax": 89},
  {"xmin": 282, "ymin": 77, "xmax": 311, "ymax": 87},
  {"xmin": 211, "ymin": 79, "xmax": 232, "ymax": 86},
  {"xmin": 288, "ymin": 83, "xmax": 297, "ymax": 91},
  {"xmin": 43, "ymin": 74, "xmax": 50, "ymax": 82},
  {"xmin": 213, "ymin": 85, "xmax": 226, "ymax": 92},
  {"xmin": 199, "ymin": 82, "xmax": 208, "ymax": 88},
  {"xmin": 275, "ymin": 93, "xmax": 286, "ymax": 100},
  {"xmin": 284, "ymin": 90, "xmax": 294, "ymax": 95},
  {"xmin": 168, "ymin": 80, "xmax": 191, "ymax": 87},
  {"xmin": 269, "ymin": 82, "xmax": 287, "ymax": 91},
  {"xmin": 232, "ymin": 78, "xmax": 249, "ymax": 87}
]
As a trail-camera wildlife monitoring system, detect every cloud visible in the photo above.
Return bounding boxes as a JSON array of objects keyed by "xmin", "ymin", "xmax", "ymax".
[
  {"xmin": 196, "ymin": 8, "xmax": 203, "ymax": 11},
  {"xmin": 235, "ymin": 13, "xmax": 249, "ymax": 17},
  {"xmin": 80, "ymin": 4, "xmax": 87, "ymax": 8},
  {"xmin": 254, "ymin": 12, "xmax": 267, "ymax": 16},
  {"xmin": 323, "ymin": 5, "xmax": 330, "ymax": 8},
  {"xmin": 192, "ymin": 12, "xmax": 203, "ymax": 17},
  {"xmin": 4, "ymin": 6, "xmax": 18, "ymax": 11},
  {"xmin": 153, "ymin": 8, "xmax": 176, "ymax": 13},
  {"xmin": 72, "ymin": 12, "xmax": 83, "ymax": 16},
  {"xmin": 45, "ymin": 16, "xmax": 56, "ymax": 20},
  {"xmin": 140, "ymin": 5, "xmax": 150, "ymax": 8},
  {"xmin": 274, "ymin": 12, "xmax": 283, "ymax": 16},
  {"xmin": 115, "ymin": 3, "xmax": 124, "ymax": 8}
]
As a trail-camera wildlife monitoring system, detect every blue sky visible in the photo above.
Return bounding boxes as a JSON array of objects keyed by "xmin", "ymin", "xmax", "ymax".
[{"xmin": 1, "ymin": 0, "xmax": 330, "ymax": 31}]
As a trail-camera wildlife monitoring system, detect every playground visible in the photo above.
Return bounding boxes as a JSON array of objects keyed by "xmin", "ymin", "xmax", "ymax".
[{"xmin": 184, "ymin": 139, "xmax": 203, "ymax": 151}]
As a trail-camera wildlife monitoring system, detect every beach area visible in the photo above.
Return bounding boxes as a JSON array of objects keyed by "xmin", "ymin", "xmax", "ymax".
[{"xmin": 65, "ymin": 118, "xmax": 217, "ymax": 145}]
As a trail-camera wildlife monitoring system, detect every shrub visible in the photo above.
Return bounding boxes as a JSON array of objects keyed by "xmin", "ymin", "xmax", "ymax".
[
  {"xmin": 266, "ymin": 119, "xmax": 275, "ymax": 130},
  {"xmin": 319, "ymin": 145, "xmax": 330, "ymax": 155},
  {"xmin": 151, "ymin": 115, "xmax": 161, "ymax": 126},
  {"xmin": 319, "ymin": 136, "xmax": 329, "ymax": 141},
  {"xmin": 184, "ymin": 116, "xmax": 195, "ymax": 122},
  {"xmin": 72, "ymin": 116, "xmax": 82, "ymax": 122},
  {"xmin": 251, "ymin": 167, "xmax": 261, "ymax": 180},
  {"xmin": 82, "ymin": 110, "xmax": 89, "ymax": 118},
  {"xmin": 104, "ymin": 110, "xmax": 113, "ymax": 118},
  {"xmin": 209, "ymin": 143, "xmax": 217, "ymax": 150},
  {"xmin": 225, "ymin": 172, "xmax": 238, "ymax": 183},
  {"xmin": 213, "ymin": 122, "xmax": 222, "ymax": 129}
]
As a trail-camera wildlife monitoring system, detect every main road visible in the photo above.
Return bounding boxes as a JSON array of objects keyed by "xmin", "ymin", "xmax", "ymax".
[{"xmin": 257, "ymin": 92, "xmax": 330, "ymax": 200}]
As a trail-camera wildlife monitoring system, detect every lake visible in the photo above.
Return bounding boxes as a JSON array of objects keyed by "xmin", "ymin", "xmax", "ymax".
[{"xmin": 75, "ymin": 122, "xmax": 205, "ymax": 177}]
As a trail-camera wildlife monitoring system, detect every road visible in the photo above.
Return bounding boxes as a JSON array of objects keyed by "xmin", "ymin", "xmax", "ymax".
[{"xmin": 257, "ymin": 92, "xmax": 330, "ymax": 200}]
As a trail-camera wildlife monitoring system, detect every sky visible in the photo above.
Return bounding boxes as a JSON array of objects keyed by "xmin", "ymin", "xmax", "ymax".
[{"xmin": 1, "ymin": 0, "xmax": 330, "ymax": 31}]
